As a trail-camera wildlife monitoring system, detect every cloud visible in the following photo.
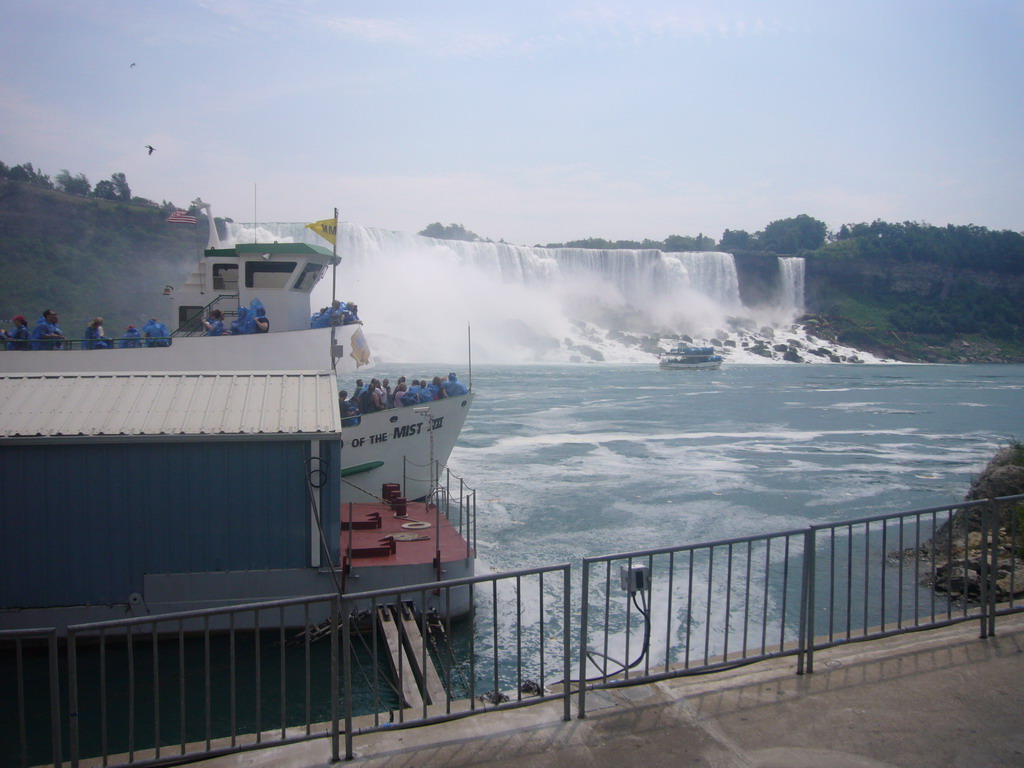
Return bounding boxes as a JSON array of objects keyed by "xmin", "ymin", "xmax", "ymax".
[{"xmin": 561, "ymin": 2, "xmax": 785, "ymax": 41}]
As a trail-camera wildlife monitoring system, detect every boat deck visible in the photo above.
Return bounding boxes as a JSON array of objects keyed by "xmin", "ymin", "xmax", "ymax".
[{"xmin": 340, "ymin": 500, "xmax": 472, "ymax": 569}]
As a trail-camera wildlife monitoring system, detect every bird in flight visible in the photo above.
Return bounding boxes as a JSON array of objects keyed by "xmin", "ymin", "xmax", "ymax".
[
  {"xmin": 130, "ymin": 62, "xmax": 136, "ymax": 68},
  {"xmin": 145, "ymin": 145, "xmax": 155, "ymax": 155}
]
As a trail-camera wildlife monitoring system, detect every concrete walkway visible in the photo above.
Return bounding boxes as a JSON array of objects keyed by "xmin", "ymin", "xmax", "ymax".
[{"xmin": 195, "ymin": 613, "xmax": 1024, "ymax": 768}]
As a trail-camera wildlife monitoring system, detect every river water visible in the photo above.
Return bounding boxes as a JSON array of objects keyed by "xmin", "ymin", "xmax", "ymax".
[{"xmin": 408, "ymin": 362, "xmax": 1023, "ymax": 571}]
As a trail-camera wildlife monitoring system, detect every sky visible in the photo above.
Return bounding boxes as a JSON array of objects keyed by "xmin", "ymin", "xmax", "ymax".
[{"xmin": 2, "ymin": 0, "xmax": 1023, "ymax": 246}]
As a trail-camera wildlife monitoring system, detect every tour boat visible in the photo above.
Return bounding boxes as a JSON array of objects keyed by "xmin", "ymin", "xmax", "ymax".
[
  {"xmin": 659, "ymin": 343, "xmax": 724, "ymax": 370},
  {"xmin": 0, "ymin": 201, "xmax": 476, "ymax": 631}
]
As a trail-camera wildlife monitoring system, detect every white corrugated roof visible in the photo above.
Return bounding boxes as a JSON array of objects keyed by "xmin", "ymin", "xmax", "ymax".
[{"xmin": 0, "ymin": 372, "xmax": 342, "ymax": 440}]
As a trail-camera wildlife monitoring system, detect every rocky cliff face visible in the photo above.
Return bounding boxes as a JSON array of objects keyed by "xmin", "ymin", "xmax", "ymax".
[{"xmin": 922, "ymin": 445, "xmax": 1024, "ymax": 602}]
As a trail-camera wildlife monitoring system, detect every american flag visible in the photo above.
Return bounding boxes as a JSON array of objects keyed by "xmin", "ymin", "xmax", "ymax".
[{"xmin": 166, "ymin": 209, "xmax": 197, "ymax": 224}]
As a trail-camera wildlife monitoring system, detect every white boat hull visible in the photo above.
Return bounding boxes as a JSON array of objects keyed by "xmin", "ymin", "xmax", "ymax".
[
  {"xmin": 340, "ymin": 392, "xmax": 475, "ymax": 502},
  {"xmin": 659, "ymin": 359, "xmax": 722, "ymax": 370},
  {"xmin": 0, "ymin": 326, "xmax": 361, "ymax": 374}
]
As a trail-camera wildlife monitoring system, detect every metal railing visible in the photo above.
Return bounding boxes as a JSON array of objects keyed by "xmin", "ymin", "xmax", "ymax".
[
  {"xmin": 0, "ymin": 628, "xmax": 63, "ymax": 768},
  {"xmin": 575, "ymin": 494, "xmax": 1023, "ymax": 714},
  {"xmin": 65, "ymin": 594, "xmax": 341, "ymax": 768},
  {"xmin": 338, "ymin": 563, "xmax": 572, "ymax": 760},
  {"xmin": 803, "ymin": 495, "xmax": 1023, "ymax": 671},
  {"xmin": 3, "ymin": 494, "xmax": 1021, "ymax": 767},
  {"xmin": 577, "ymin": 526, "xmax": 810, "ymax": 717}
]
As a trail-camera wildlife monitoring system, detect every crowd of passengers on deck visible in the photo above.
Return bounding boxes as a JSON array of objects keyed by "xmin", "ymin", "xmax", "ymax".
[
  {"xmin": 201, "ymin": 299, "xmax": 359, "ymax": 336},
  {"xmin": 2, "ymin": 310, "xmax": 171, "ymax": 350},
  {"xmin": 339, "ymin": 374, "xmax": 469, "ymax": 426},
  {"xmin": 3, "ymin": 297, "xmax": 362, "ymax": 348}
]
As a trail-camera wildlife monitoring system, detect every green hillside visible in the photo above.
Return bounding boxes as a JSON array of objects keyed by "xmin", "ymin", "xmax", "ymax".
[{"xmin": 0, "ymin": 180, "xmax": 207, "ymax": 335}]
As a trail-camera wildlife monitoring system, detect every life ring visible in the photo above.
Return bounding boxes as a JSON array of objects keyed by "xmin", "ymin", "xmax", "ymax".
[{"xmin": 401, "ymin": 520, "xmax": 431, "ymax": 530}]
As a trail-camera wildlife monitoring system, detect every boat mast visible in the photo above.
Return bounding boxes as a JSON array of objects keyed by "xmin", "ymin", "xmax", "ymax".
[
  {"xmin": 330, "ymin": 208, "xmax": 340, "ymax": 372},
  {"xmin": 331, "ymin": 208, "xmax": 338, "ymax": 306}
]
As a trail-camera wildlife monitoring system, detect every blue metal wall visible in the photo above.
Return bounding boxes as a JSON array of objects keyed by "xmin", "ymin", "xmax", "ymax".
[{"xmin": 0, "ymin": 438, "xmax": 341, "ymax": 609}]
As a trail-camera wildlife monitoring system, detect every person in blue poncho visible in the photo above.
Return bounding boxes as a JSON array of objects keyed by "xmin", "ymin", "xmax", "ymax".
[
  {"xmin": 119, "ymin": 325, "xmax": 142, "ymax": 348},
  {"xmin": 424, "ymin": 376, "xmax": 446, "ymax": 401},
  {"xmin": 142, "ymin": 318, "xmax": 171, "ymax": 347},
  {"xmin": 30, "ymin": 309, "xmax": 66, "ymax": 350},
  {"xmin": 311, "ymin": 303, "xmax": 334, "ymax": 328},
  {"xmin": 230, "ymin": 306, "xmax": 248, "ymax": 334},
  {"xmin": 203, "ymin": 309, "xmax": 226, "ymax": 336},
  {"xmin": 405, "ymin": 380, "xmax": 423, "ymax": 403},
  {"xmin": 5, "ymin": 315, "xmax": 30, "ymax": 350},
  {"xmin": 253, "ymin": 304, "xmax": 269, "ymax": 333},
  {"xmin": 442, "ymin": 372, "xmax": 469, "ymax": 396},
  {"xmin": 339, "ymin": 390, "xmax": 361, "ymax": 426},
  {"xmin": 83, "ymin": 317, "xmax": 112, "ymax": 349}
]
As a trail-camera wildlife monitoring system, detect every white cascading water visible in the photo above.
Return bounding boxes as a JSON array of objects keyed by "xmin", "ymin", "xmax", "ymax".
[
  {"xmin": 777, "ymin": 256, "xmax": 806, "ymax": 317},
  {"xmin": 226, "ymin": 221, "xmax": 836, "ymax": 364}
]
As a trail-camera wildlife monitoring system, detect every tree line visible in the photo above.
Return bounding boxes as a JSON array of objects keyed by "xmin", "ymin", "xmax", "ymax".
[
  {"xmin": 422, "ymin": 212, "xmax": 1023, "ymax": 277},
  {"xmin": 0, "ymin": 160, "xmax": 184, "ymax": 210}
]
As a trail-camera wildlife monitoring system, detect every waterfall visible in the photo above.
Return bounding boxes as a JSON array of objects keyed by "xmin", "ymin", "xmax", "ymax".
[
  {"xmin": 226, "ymin": 221, "xmax": 806, "ymax": 364},
  {"xmin": 777, "ymin": 257, "xmax": 806, "ymax": 317}
]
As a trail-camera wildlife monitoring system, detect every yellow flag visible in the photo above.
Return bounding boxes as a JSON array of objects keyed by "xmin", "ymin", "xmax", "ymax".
[
  {"xmin": 306, "ymin": 217, "xmax": 338, "ymax": 245},
  {"xmin": 349, "ymin": 326, "xmax": 371, "ymax": 367}
]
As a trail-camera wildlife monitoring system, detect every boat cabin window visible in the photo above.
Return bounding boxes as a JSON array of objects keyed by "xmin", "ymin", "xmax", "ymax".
[
  {"xmin": 212, "ymin": 264, "xmax": 238, "ymax": 291},
  {"xmin": 246, "ymin": 261, "xmax": 296, "ymax": 289},
  {"xmin": 294, "ymin": 263, "xmax": 326, "ymax": 292}
]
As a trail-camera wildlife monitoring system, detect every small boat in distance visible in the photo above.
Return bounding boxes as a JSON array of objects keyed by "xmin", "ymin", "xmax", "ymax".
[{"xmin": 659, "ymin": 342, "xmax": 724, "ymax": 370}]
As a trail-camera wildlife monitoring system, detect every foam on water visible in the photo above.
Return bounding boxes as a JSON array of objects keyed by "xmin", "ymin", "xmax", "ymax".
[{"xmin": 446, "ymin": 364, "xmax": 1021, "ymax": 577}]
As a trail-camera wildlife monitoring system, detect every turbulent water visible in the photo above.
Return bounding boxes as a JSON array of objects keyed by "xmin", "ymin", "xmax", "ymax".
[
  {"xmin": 228, "ymin": 222, "xmax": 873, "ymax": 365},
  {"xmin": 396, "ymin": 363, "xmax": 1021, "ymax": 572}
]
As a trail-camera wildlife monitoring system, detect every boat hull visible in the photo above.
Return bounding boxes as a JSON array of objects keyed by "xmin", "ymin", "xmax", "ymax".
[
  {"xmin": 659, "ymin": 359, "xmax": 722, "ymax": 370},
  {"xmin": 0, "ymin": 326, "xmax": 360, "ymax": 374},
  {"xmin": 340, "ymin": 393, "xmax": 475, "ymax": 502}
]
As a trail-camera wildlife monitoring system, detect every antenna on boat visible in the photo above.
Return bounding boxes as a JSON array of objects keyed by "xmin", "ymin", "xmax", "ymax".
[
  {"xmin": 468, "ymin": 322, "xmax": 473, "ymax": 391},
  {"xmin": 331, "ymin": 207, "xmax": 339, "ymax": 306},
  {"xmin": 330, "ymin": 207, "xmax": 340, "ymax": 372}
]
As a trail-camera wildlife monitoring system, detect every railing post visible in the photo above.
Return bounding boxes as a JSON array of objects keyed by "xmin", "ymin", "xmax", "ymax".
[
  {"xmin": 980, "ymin": 501, "xmax": 998, "ymax": 639},
  {"xmin": 47, "ymin": 631, "xmax": 64, "ymax": 768},
  {"xmin": 336, "ymin": 597, "xmax": 346, "ymax": 762},
  {"xmin": 798, "ymin": 528, "xmax": 816, "ymax": 674},
  {"xmin": 577, "ymin": 560, "xmax": 590, "ymax": 719},
  {"xmin": 562, "ymin": 565, "xmax": 572, "ymax": 722},
  {"xmin": 67, "ymin": 629, "xmax": 79, "ymax": 768}
]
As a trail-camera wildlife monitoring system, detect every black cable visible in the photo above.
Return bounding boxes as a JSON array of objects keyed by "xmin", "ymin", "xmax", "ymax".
[{"xmin": 580, "ymin": 587, "xmax": 652, "ymax": 682}]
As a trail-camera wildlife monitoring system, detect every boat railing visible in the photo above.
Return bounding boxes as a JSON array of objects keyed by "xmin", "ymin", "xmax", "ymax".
[
  {"xmin": 1, "ymin": 334, "xmax": 177, "ymax": 351},
  {"xmin": 436, "ymin": 466, "xmax": 477, "ymax": 558}
]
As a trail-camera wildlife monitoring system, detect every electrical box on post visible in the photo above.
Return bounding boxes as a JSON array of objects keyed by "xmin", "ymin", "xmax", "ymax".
[{"xmin": 620, "ymin": 564, "xmax": 651, "ymax": 594}]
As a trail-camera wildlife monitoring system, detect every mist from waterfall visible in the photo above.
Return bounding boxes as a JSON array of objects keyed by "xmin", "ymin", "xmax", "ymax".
[{"xmin": 227, "ymin": 222, "xmax": 807, "ymax": 364}]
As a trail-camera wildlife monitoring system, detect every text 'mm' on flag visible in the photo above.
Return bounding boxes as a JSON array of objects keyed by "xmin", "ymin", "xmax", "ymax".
[
  {"xmin": 306, "ymin": 216, "xmax": 338, "ymax": 246},
  {"xmin": 166, "ymin": 209, "xmax": 197, "ymax": 224}
]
